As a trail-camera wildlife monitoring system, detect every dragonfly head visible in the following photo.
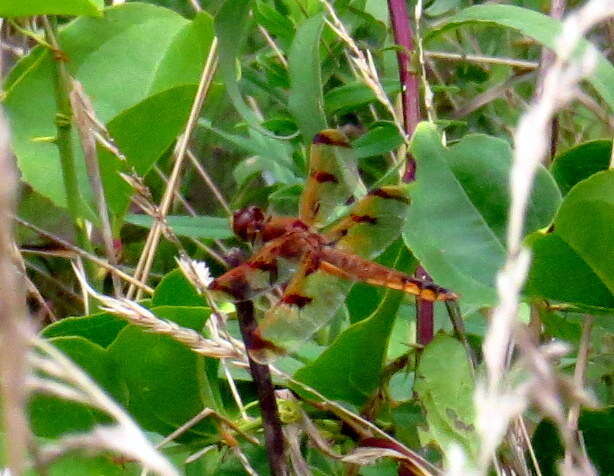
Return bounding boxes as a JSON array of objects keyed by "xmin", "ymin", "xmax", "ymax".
[{"xmin": 233, "ymin": 206, "xmax": 266, "ymax": 243}]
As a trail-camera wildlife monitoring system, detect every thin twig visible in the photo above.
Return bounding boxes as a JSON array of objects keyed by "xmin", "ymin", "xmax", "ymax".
[
  {"xmin": 15, "ymin": 216, "xmax": 154, "ymax": 294},
  {"xmin": 186, "ymin": 149, "xmax": 233, "ymax": 216},
  {"xmin": 425, "ymin": 50, "xmax": 539, "ymax": 70},
  {"xmin": 564, "ymin": 315, "xmax": 594, "ymax": 471}
]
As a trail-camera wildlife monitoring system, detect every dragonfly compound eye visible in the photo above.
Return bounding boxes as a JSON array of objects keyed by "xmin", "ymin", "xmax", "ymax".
[{"xmin": 232, "ymin": 206, "xmax": 265, "ymax": 242}]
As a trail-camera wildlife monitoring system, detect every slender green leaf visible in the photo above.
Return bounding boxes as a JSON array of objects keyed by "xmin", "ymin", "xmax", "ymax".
[
  {"xmin": 125, "ymin": 214, "xmax": 233, "ymax": 240},
  {"xmin": 427, "ymin": 4, "xmax": 614, "ymax": 111},
  {"xmin": 215, "ymin": 0, "xmax": 275, "ymax": 135},
  {"xmin": 324, "ymin": 79, "xmax": 400, "ymax": 115},
  {"xmin": 288, "ymin": 13, "xmax": 327, "ymax": 143}
]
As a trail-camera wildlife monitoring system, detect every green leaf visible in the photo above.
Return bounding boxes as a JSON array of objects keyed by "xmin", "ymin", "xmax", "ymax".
[
  {"xmin": 525, "ymin": 233, "xmax": 614, "ymax": 310},
  {"xmin": 353, "ymin": 123, "xmax": 404, "ymax": 159},
  {"xmin": 288, "ymin": 13, "xmax": 327, "ymax": 142},
  {"xmin": 216, "ymin": 0, "xmax": 273, "ymax": 135},
  {"xmin": 100, "ymin": 85, "xmax": 198, "ymax": 217},
  {"xmin": 293, "ymin": 244, "xmax": 410, "ymax": 406},
  {"xmin": 557, "ymin": 170, "xmax": 614, "ymax": 292},
  {"xmin": 29, "ymin": 337, "xmax": 128, "ymax": 438},
  {"xmin": 4, "ymin": 4, "xmax": 214, "ymax": 217},
  {"xmin": 324, "ymin": 80, "xmax": 400, "ymax": 116},
  {"xmin": 414, "ymin": 334, "xmax": 477, "ymax": 457},
  {"xmin": 41, "ymin": 312, "xmax": 127, "ymax": 348},
  {"xmin": 152, "ymin": 269, "xmax": 207, "ymax": 307},
  {"xmin": 403, "ymin": 122, "xmax": 560, "ymax": 306},
  {"xmin": 107, "ymin": 306, "xmax": 218, "ymax": 436},
  {"xmin": 526, "ymin": 170, "xmax": 614, "ymax": 310},
  {"xmin": 200, "ymin": 119, "xmax": 299, "ymax": 185},
  {"xmin": 0, "ymin": 0, "xmax": 102, "ymax": 17},
  {"xmin": 551, "ymin": 140, "xmax": 612, "ymax": 195},
  {"xmin": 532, "ymin": 409, "xmax": 614, "ymax": 476},
  {"xmin": 427, "ymin": 4, "xmax": 614, "ymax": 112},
  {"xmin": 425, "ymin": 0, "xmax": 460, "ymax": 17},
  {"xmin": 125, "ymin": 214, "xmax": 233, "ymax": 240}
]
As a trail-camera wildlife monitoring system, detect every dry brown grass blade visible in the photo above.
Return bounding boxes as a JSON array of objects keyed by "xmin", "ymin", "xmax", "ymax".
[{"xmin": 0, "ymin": 102, "xmax": 30, "ymax": 476}]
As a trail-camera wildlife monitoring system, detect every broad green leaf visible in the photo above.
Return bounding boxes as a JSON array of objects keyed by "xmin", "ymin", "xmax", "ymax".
[
  {"xmin": 293, "ymin": 244, "xmax": 410, "ymax": 406},
  {"xmin": 525, "ymin": 234, "xmax": 614, "ymax": 310},
  {"xmin": 4, "ymin": 4, "xmax": 214, "ymax": 217},
  {"xmin": 551, "ymin": 140, "xmax": 612, "ymax": 195},
  {"xmin": 526, "ymin": 171, "xmax": 614, "ymax": 310},
  {"xmin": 288, "ymin": 13, "xmax": 327, "ymax": 142},
  {"xmin": 29, "ymin": 337, "xmax": 128, "ymax": 438},
  {"xmin": 427, "ymin": 4, "xmax": 614, "ymax": 112},
  {"xmin": 107, "ymin": 306, "xmax": 218, "ymax": 436},
  {"xmin": 0, "ymin": 0, "xmax": 102, "ymax": 17},
  {"xmin": 557, "ymin": 170, "xmax": 614, "ymax": 293},
  {"xmin": 403, "ymin": 122, "xmax": 561, "ymax": 306},
  {"xmin": 100, "ymin": 85, "xmax": 197, "ymax": 217},
  {"xmin": 152, "ymin": 269, "xmax": 207, "ymax": 307},
  {"xmin": 41, "ymin": 312, "xmax": 127, "ymax": 348},
  {"xmin": 414, "ymin": 334, "xmax": 477, "ymax": 456},
  {"xmin": 125, "ymin": 214, "xmax": 233, "ymax": 240}
]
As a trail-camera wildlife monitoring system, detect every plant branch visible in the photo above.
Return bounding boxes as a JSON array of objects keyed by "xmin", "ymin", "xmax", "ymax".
[
  {"xmin": 235, "ymin": 300, "xmax": 286, "ymax": 476},
  {"xmin": 42, "ymin": 18, "xmax": 97, "ymax": 287}
]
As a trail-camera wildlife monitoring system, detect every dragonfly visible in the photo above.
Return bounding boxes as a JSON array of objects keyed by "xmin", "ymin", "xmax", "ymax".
[{"xmin": 209, "ymin": 129, "xmax": 456, "ymax": 363}]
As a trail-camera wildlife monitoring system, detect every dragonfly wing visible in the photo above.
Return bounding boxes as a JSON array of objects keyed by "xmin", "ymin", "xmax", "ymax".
[
  {"xmin": 208, "ymin": 236, "xmax": 297, "ymax": 302},
  {"xmin": 299, "ymin": 129, "xmax": 367, "ymax": 227},
  {"xmin": 326, "ymin": 185, "xmax": 410, "ymax": 260},
  {"xmin": 250, "ymin": 251, "xmax": 351, "ymax": 363}
]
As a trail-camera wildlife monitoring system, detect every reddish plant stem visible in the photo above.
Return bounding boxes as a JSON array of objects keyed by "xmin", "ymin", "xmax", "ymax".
[
  {"xmin": 415, "ymin": 266, "xmax": 434, "ymax": 346},
  {"xmin": 387, "ymin": 0, "xmax": 421, "ymax": 181},
  {"xmin": 388, "ymin": 0, "xmax": 435, "ymax": 345},
  {"xmin": 235, "ymin": 301, "xmax": 286, "ymax": 476}
]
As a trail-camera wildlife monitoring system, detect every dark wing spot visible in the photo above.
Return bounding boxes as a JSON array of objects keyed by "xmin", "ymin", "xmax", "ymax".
[
  {"xmin": 351, "ymin": 214, "xmax": 377, "ymax": 224},
  {"xmin": 312, "ymin": 171, "xmax": 338, "ymax": 183},
  {"xmin": 209, "ymin": 276, "xmax": 250, "ymax": 301},
  {"xmin": 312, "ymin": 129, "xmax": 351, "ymax": 148},
  {"xmin": 369, "ymin": 188, "xmax": 410, "ymax": 204},
  {"xmin": 344, "ymin": 195, "xmax": 356, "ymax": 206},
  {"xmin": 249, "ymin": 259, "xmax": 278, "ymax": 283},
  {"xmin": 281, "ymin": 293, "xmax": 313, "ymax": 308},
  {"xmin": 246, "ymin": 328, "xmax": 285, "ymax": 356}
]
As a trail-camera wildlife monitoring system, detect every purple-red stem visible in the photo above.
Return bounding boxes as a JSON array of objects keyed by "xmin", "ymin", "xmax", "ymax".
[
  {"xmin": 415, "ymin": 266, "xmax": 434, "ymax": 346},
  {"xmin": 387, "ymin": 0, "xmax": 434, "ymax": 345},
  {"xmin": 235, "ymin": 301, "xmax": 286, "ymax": 476},
  {"xmin": 387, "ymin": 0, "xmax": 420, "ymax": 182}
]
